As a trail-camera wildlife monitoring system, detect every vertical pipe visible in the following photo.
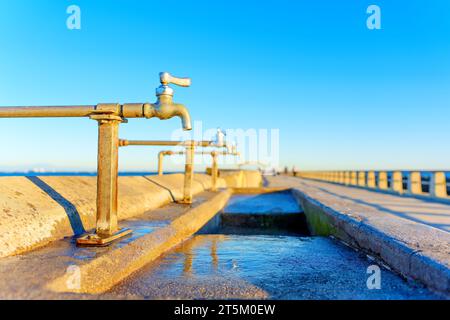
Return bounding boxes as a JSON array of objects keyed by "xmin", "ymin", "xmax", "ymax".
[
  {"xmin": 183, "ymin": 143, "xmax": 195, "ymax": 204},
  {"xmin": 211, "ymin": 152, "xmax": 219, "ymax": 192},
  {"xmin": 95, "ymin": 117, "xmax": 121, "ymax": 237},
  {"xmin": 158, "ymin": 152, "xmax": 164, "ymax": 176},
  {"xmin": 408, "ymin": 172, "xmax": 422, "ymax": 194}
]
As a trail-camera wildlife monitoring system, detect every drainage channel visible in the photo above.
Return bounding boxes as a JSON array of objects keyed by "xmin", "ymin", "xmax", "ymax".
[{"xmin": 107, "ymin": 190, "xmax": 440, "ymax": 299}]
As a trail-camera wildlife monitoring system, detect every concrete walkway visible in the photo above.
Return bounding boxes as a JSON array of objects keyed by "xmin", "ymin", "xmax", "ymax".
[
  {"xmin": 267, "ymin": 175, "xmax": 450, "ymax": 294},
  {"xmin": 269, "ymin": 176, "xmax": 450, "ymax": 232}
]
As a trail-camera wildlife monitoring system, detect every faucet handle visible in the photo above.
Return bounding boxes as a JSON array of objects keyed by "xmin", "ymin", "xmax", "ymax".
[{"xmin": 160, "ymin": 72, "xmax": 191, "ymax": 87}]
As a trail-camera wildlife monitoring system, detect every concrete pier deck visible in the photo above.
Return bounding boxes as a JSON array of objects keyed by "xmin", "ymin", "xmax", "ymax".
[
  {"xmin": 0, "ymin": 172, "xmax": 448, "ymax": 299},
  {"xmin": 268, "ymin": 175, "xmax": 450, "ymax": 294}
]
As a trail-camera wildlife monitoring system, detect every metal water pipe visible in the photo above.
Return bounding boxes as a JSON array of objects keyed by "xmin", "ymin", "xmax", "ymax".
[
  {"xmin": 119, "ymin": 140, "xmax": 226, "ymax": 204},
  {"xmin": 159, "ymin": 150, "xmax": 240, "ymax": 192},
  {"xmin": 0, "ymin": 72, "xmax": 192, "ymax": 246}
]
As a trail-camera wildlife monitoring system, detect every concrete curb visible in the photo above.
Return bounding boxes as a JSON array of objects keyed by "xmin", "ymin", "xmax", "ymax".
[
  {"xmin": 291, "ymin": 188, "xmax": 450, "ymax": 295},
  {"xmin": 47, "ymin": 189, "xmax": 233, "ymax": 294}
]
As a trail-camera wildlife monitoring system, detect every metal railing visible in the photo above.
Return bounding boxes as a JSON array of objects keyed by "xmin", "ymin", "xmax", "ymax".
[{"xmin": 296, "ymin": 171, "xmax": 450, "ymax": 199}]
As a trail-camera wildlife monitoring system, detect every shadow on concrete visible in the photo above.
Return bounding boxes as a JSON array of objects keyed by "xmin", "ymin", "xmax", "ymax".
[
  {"xmin": 26, "ymin": 176, "xmax": 86, "ymax": 235},
  {"xmin": 316, "ymin": 187, "xmax": 450, "ymax": 232}
]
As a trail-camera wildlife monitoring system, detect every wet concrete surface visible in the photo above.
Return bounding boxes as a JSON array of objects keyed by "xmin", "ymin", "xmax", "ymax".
[{"xmin": 107, "ymin": 234, "xmax": 440, "ymax": 300}]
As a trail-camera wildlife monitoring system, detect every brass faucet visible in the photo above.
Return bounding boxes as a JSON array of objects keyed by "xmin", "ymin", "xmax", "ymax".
[
  {"xmin": 143, "ymin": 72, "xmax": 192, "ymax": 130},
  {"xmin": 0, "ymin": 72, "xmax": 192, "ymax": 246}
]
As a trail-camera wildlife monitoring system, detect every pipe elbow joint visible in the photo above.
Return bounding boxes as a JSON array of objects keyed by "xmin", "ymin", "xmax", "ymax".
[
  {"xmin": 144, "ymin": 102, "xmax": 192, "ymax": 131},
  {"xmin": 170, "ymin": 103, "xmax": 192, "ymax": 131}
]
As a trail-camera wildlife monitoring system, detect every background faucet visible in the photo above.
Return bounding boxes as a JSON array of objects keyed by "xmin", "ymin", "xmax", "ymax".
[
  {"xmin": 119, "ymin": 139, "xmax": 226, "ymax": 204},
  {"xmin": 158, "ymin": 149, "xmax": 241, "ymax": 192}
]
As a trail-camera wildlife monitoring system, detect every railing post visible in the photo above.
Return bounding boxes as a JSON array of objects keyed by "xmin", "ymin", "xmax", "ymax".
[
  {"xmin": 358, "ymin": 172, "xmax": 366, "ymax": 187},
  {"xmin": 350, "ymin": 171, "xmax": 357, "ymax": 185},
  {"xmin": 408, "ymin": 171, "xmax": 422, "ymax": 194},
  {"xmin": 378, "ymin": 171, "xmax": 388, "ymax": 189},
  {"xmin": 332, "ymin": 171, "xmax": 338, "ymax": 183},
  {"xmin": 431, "ymin": 172, "xmax": 448, "ymax": 198},
  {"xmin": 392, "ymin": 171, "xmax": 403, "ymax": 193},
  {"xmin": 367, "ymin": 171, "xmax": 376, "ymax": 188},
  {"xmin": 344, "ymin": 172, "xmax": 350, "ymax": 185},
  {"xmin": 338, "ymin": 171, "xmax": 345, "ymax": 184}
]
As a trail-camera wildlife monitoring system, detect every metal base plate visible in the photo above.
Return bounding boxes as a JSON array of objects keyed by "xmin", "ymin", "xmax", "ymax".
[
  {"xmin": 76, "ymin": 228, "xmax": 132, "ymax": 247},
  {"xmin": 176, "ymin": 199, "xmax": 193, "ymax": 205}
]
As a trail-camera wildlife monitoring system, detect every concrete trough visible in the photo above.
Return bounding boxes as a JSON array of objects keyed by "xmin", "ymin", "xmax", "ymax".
[{"xmin": 201, "ymin": 188, "xmax": 309, "ymax": 235}]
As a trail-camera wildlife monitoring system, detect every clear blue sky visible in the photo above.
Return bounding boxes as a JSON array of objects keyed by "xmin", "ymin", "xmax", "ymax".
[{"xmin": 0, "ymin": 0, "xmax": 449, "ymax": 172}]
